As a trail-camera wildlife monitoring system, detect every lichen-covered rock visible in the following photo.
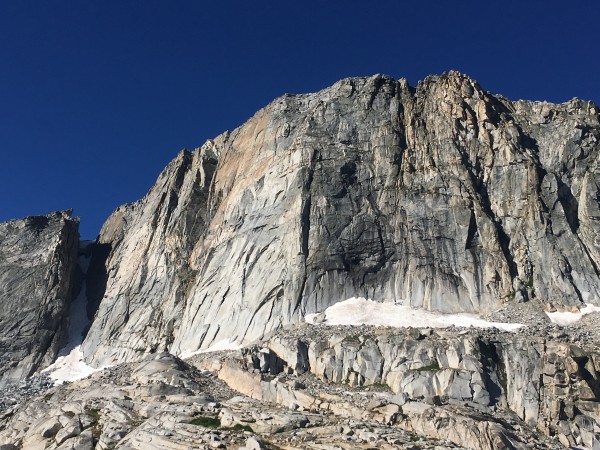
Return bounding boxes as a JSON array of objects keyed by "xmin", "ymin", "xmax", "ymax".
[
  {"xmin": 0, "ymin": 211, "xmax": 79, "ymax": 386},
  {"xmin": 81, "ymin": 72, "xmax": 600, "ymax": 364}
]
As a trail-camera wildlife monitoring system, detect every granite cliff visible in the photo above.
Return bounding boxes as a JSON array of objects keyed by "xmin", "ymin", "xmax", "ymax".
[
  {"xmin": 0, "ymin": 211, "xmax": 79, "ymax": 386},
  {"xmin": 78, "ymin": 71, "xmax": 600, "ymax": 364},
  {"xmin": 1, "ymin": 72, "xmax": 600, "ymax": 449}
]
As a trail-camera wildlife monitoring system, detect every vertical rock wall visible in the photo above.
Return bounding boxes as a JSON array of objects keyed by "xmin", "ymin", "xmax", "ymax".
[
  {"xmin": 81, "ymin": 149, "xmax": 218, "ymax": 365},
  {"xmin": 0, "ymin": 211, "xmax": 79, "ymax": 386},
  {"xmin": 78, "ymin": 72, "xmax": 600, "ymax": 364}
]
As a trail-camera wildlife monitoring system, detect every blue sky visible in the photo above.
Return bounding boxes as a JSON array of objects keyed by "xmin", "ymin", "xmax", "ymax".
[{"xmin": 1, "ymin": 0, "xmax": 598, "ymax": 238}]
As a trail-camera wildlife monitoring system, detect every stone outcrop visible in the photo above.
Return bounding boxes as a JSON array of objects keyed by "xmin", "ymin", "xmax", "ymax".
[
  {"xmin": 0, "ymin": 353, "xmax": 479, "ymax": 450},
  {"xmin": 195, "ymin": 323, "xmax": 600, "ymax": 449},
  {"xmin": 78, "ymin": 71, "xmax": 600, "ymax": 364},
  {"xmin": 3, "ymin": 321, "xmax": 596, "ymax": 448},
  {"xmin": 0, "ymin": 211, "xmax": 79, "ymax": 386}
]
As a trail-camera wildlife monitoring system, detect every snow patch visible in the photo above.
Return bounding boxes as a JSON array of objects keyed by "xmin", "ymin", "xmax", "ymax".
[
  {"xmin": 179, "ymin": 339, "xmax": 242, "ymax": 359},
  {"xmin": 305, "ymin": 297, "xmax": 524, "ymax": 332},
  {"xmin": 545, "ymin": 303, "xmax": 600, "ymax": 326},
  {"xmin": 42, "ymin": 345, "xmax": 107, "ymax": 384}
]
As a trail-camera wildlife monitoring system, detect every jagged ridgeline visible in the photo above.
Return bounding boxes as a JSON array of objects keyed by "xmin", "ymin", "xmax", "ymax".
[{"xmin": 2, "ymin": 72, "xmax": 600, "ymax": 373}]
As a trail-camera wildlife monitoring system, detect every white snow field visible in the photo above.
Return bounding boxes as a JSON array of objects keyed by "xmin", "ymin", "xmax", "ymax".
[
  {"xmin": 545, "ymin": 303, "xmax": 600, "ymax": 326},
  {"xmin": 305, "ymin": 297, "xmax": 524, "ymax": 332},
  {"xmin": 41, "ymin": 345, "xmax": 105, "ymax": 384}
]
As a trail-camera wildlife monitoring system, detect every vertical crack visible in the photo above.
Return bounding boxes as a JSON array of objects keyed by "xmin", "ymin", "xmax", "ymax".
[
  {"xmin": 465, "ymin": 207, "xmax": 478, "ymax": 250},
  {"xmin": 300, "ymin": 195, "xmax": 312, "ymax": 257},
  {"xmin": 556, "ymin": 179, "xmax": 580, "ymax": 234},
  {"xmin": 294, "ymin": 148, "xmax": 319, "ymax": 314},
  {"xmin": 456, "ymin": 146, "xmax": 518, "ymax": 279}
]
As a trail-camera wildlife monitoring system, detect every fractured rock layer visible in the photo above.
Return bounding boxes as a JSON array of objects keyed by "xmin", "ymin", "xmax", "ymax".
[
  {"xmin": 81, "ymin": 149, "xmax": 217, "ymax": 365},
  {"xmin": 195, "ymin": 323, "xmax": 600, "ymax": 449},
  {"xmin": 0, "ymin": 349, "xmax": 566, "ymax": 450}
]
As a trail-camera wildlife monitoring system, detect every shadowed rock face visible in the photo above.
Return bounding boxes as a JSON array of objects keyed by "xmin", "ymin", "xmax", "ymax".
[
  {"xmin": 80, "ymin": 72, "xmax": 600, "ymax": 365},
  {"xmin": 0, "ymin": 211, "xmax": 79, "ymax": 386}
]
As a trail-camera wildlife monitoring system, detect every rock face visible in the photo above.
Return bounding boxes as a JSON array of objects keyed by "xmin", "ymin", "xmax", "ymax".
[
  {"xmin": 80, "ymin": 71, "xmax": 600, "ymax": 364},
  {"xmin": 81, "ymin": 149, "xmax": 217, "ymax": 365},
  {"xmin": 2, "ymin": 70, "xmax": 600, "ymax": 447},
  {"xmin": 0, "ymin": 211, "xmax": 79, "ymax": 386}
]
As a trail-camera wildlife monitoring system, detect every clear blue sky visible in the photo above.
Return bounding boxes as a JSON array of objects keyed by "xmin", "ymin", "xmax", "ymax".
[{"xmin": 1, "ymin": 0, "xmax": 598, "ymax": 238}]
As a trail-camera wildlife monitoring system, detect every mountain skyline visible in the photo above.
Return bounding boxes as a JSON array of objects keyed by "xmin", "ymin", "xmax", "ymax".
[{"xmin": 1, "ymin": 0, "xmax": 599, "ymax": 238}]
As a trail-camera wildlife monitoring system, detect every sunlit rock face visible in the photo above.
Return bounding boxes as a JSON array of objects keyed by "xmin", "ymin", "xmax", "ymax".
[
  {"xmin": 81, "ymin": 149, "xmax": 217, "ymax": 366},
  {"xmin": 0, "ymin": 211, "xmax": 79, "ymax": 386},
  {"xmin": 81, "ymin": 72, "xmax": 600, "ymax": 365}
]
